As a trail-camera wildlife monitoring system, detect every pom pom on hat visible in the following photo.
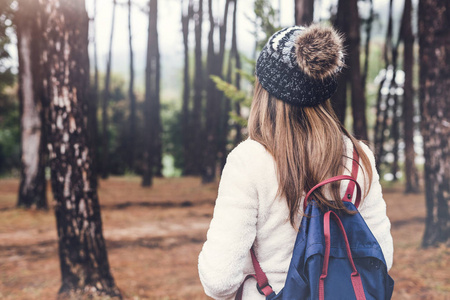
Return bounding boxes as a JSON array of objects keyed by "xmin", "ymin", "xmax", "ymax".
[
  {"xmin": 295, "ymin": 24, "xmax": 345, "ymax": 80},
  {"xmin": 255, "ymin": 24, "xmax": 345, "ymax": 107}
]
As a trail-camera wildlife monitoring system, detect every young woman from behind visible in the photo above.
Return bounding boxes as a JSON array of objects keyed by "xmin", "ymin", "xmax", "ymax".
[{"xmin": 198, "ymin": 24, "xmax": 393, "ymax": 300}]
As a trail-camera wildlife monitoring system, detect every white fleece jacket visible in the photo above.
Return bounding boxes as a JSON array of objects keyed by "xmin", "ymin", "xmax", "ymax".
[{"xmin": 198, "ymin": 138, "xmax": 393, "ymax": 300}]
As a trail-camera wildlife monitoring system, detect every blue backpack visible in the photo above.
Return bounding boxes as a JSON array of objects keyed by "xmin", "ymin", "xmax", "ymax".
[{"xmin": 236, "ymin": 150, "xmax": 394, "ymax": 300}]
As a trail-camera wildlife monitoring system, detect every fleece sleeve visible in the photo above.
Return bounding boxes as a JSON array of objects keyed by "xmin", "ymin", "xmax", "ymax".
[
  {"xmin": 198, "ymin": 144, "xmax": 259, "ymax": 300},
  {"xmin": 358, "ymin": 142, "xmax": 394, "ymax": 271}
]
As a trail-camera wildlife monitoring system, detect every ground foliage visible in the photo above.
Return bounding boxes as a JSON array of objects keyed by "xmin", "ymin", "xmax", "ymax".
[{"xmin": 0, "ymin": 177, "xmax": 448, "ymax": 299}]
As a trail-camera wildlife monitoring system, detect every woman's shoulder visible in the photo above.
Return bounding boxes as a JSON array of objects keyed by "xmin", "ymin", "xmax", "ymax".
[
  {"xmin": 226, "ymin": 139, "xmax": 274, "ymax": 169},
  {"xmin": 229, "ymin": 139, "xmax": 270, "ymax": 157}
]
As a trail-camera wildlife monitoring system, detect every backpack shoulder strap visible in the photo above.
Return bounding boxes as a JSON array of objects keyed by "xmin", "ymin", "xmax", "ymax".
[
  {"xmin": 342, "ymin": 146, "xmax": 360, "ymax": 203},
  {"xmin": 250, "ymin": 248, "xmax": 274, "ymax": 296},
  {"xmin": 235, "ymin": 248, "xmax": 274, "ymax": 300},
  {"xmin": 303, "ymin": 146, "xmax": 362, "ymax": 211},
  {"xmin": 303, "ymin": 175, "xmax": 362, "ymax": 211}
]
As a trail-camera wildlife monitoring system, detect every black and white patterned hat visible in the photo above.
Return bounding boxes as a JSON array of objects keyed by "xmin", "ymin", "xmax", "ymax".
[{"xmin": 256, "ymin": 24, "xmax": 345, "ymax": 107}]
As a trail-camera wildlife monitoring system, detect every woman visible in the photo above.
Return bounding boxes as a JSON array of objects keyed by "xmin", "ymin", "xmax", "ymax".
[{"xmin": 198, "ymin": 24, "xmax": 393, "ymax": 300}]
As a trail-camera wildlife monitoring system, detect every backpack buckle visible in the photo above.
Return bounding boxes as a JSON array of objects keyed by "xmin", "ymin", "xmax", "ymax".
[{"xmin": 256, "ymin": 282, "xmax": 272, "ymax": 295}]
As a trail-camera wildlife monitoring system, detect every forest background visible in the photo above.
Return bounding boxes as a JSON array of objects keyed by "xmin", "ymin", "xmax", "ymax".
[{"xmin": 0, "ymin": 0, "xmax": 449, "ymax": 299}]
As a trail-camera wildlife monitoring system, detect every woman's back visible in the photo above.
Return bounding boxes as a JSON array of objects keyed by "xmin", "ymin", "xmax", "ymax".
[{"xmin": 198, "ymin": 137, "xmax": 393, "ymax": 299}]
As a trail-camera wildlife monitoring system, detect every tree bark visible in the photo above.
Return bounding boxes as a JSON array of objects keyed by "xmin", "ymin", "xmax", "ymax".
[
  {"xmin": 347, "ymin": 0, "xmax": 368, "ymax": 140},
  {"xmin": 142, "ymin": 0, "xmax": 161, "ymax": 186},
  {"xmin": 40, "ymin": 0, "xmax": 121, "ymax": 297},
  {"xmin": 418, "ymin": 0, "xmax": 450, "ymax": 247},
  {"xmin": 401, "ymin": 0, "xmax": 419, "ymax": 193},
  {"xmin": 295, "ymin": 0, "xmax": 314, "ymax": 26},
  {"xmin": 16, "ymin": 0, "xmax": 47, "ymax": 209},
  {"xmin": 101, "ymin": 0, "xmax": 117, "ymax": 179},
  {"xmin": 127, "ymin": 0, "xmax": 137, "ymax": 172}
]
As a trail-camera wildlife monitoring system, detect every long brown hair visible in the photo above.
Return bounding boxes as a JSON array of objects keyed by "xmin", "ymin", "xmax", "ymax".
[{"xmin": 248, "ymin": 79, "xmax": 373, "ymax": 226}]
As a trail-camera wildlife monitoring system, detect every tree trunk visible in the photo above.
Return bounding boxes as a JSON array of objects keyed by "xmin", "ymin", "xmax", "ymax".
[
  {"xmin": 127, "ymin": 0, "xmax": 137, "ymax": 172},
  {"xmin": 186, "ymin": 0, "xmax": 203, "ymax": 176},
  {"xmin": 374, "ymin": 0, "xmax": 394, "ymax": 162},
  {"xmin": 16, "ymin": 0, "xmax": 47, "ymax": 209},
  {"xmin": 418, "ymin": 0, "xmax": 450, "ymax": 247},
  {"xmin": 101, "ymin": 0, "xmax": 116, "ymax": 179},
  {"xmin": 221, "ymin": 0, "xmax": 241, "ymax": 170},
  {"xmin": 202, "ymin": 0, "xmax": 218, "ymax": 183},
  {"xmin": 142, "ymin": 0, "xmax": 161, "ymax": 186},
  {"xmin": 377, "ymin": 89, "xmax": 390, "ymax": 166},
  {"xmin": 388, "ymin": 31, "xmax": 401, "ymax": 180},
  {"xmin": 401, "ymin": 0, "xmax": 419, "ymax": 193},
  {"xmin": 203, "ymin": 0, "xmax": 230, "ymax": 183},
  {"xmin": 390, "ymin": 72, "xmax": 400, "ymax": 181},
  {"xmin": 374, "ymin": 75, "xmax": 386, "ymax": 165},
  {"xmin": 347, "ymin": 0, "xmax": 368, "ymax": 140},
  {"xmin": 390, "ymin": 0, "xmax": 404, "ymax": 182},
  {"xmin": 154, "ymin": 44, "xmax": 163, "ymax": 178},
  {"xmin": 40, "ymin": 0, "xmax": 121, "ymax": 297},
  {"xmin": 181, "ymin": 0, "xmax": 193, "ymax": 174},
  {"xmin": 218, "ymin": 0, "xmax": 230, "ymax": 71},
  {"xmin": 217, "ymin": 0, "xmax": 232, "ymax": 162},
  {"xmin": 361, "ymin": 0, "xmax": 373, "ymax": 90},
  {"xmin": 331, "ymin": 0, "xmax": 348, "ymax": 125},
  {"xmin": 295, "ymin": 0, "xmax": 314, "ymax": 26}
]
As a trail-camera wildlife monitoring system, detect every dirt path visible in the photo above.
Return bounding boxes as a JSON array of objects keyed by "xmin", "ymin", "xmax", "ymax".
[{"xmin": 0, "ymin": 177, "xmax": 448, "ymax": 299}]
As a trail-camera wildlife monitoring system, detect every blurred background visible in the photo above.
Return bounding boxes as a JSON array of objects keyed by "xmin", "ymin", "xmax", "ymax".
[{"xmin": 0, "ymin": 0, "xmax": 448, "ymax": 299}]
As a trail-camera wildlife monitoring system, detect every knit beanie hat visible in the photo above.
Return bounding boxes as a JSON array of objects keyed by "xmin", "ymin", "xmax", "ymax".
[{"xmin": 255, "ymin": 24, "xmax": 344, "ymax": 107}]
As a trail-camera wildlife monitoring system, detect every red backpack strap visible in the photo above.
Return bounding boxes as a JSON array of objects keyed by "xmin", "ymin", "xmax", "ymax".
[
  {"xmin": 235, "ymin": 248, "xmax": 274, "ymax": 300},
  {"xmin": 235, "ymin": 275, "xmax": 256, "ymax": 300},
  {"xmin": 250, "ymin": 248, "xmax": 274, "ymax": 296},
  {"xmin": 303, "ymin": 147, "xmax": 361, "ymax": 212},
  {"xmin": 319, "ymin": 211, "xmax": 366, "ymax": 300},
  {"xmin": 303, "ymin": 175, "xmax": 362, "ymax": 212},
  {"xmin": 343, "ymin": 146, "xmax": 360, "ymax": 204}
]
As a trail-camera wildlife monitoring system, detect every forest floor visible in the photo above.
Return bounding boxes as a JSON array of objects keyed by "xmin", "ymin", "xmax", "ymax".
[{"xmin": 0, "ymin": 176, "xmax": 449, "ymax": 300}]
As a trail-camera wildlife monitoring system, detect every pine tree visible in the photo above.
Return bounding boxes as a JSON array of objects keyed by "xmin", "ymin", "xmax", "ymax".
[
  {"xmin": 419, "ymin": 0, "xmax": 450, "ymax": 247},
  {"xmin": 401, "ymin": 0, "xmax": 419, "ymax": 193},
  {"xmin": 142, "ymin": 0, "xmax": 161, "ymax": 186},
  {"xmin": 181, "ymin": 0, "xmax": 193, "ymax": 174},
  {"xmin": 127, "ymin": 0, "xmax": 137, "ymax": 172},
  {"xmin": 40, "ymin": 0, "xmax": 121, "ymax": 296},
  {"xmin": 16, "ymin": 0, "xmax": 47, "ymax": 209}
]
